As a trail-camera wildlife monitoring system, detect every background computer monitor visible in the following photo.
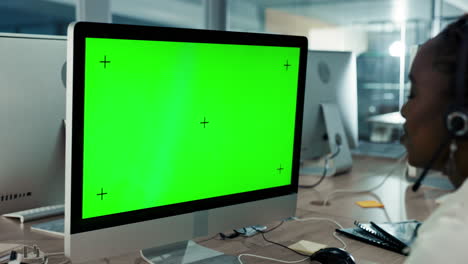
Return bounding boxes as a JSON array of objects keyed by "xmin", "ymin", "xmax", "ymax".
[
  {"xmin": 65, "ymin": 22, "xmax": 307, "ymax": 263},
  {"xmin": 301, "ymin": 50, "xmax": 358, "ymax": 160},
  {"xmin": 0, "ymin": 33, "xmax": 66, "ymax": 214}
]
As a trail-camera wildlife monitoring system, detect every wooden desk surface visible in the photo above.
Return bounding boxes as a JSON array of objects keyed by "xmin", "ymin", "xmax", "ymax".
[{"xmin": 0, "ymin": 156, "xmax": 449, "ymax": 263}]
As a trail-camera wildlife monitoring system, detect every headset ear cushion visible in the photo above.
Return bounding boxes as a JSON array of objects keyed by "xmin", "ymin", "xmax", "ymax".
[{"xmin": 447, "ymin": 111, "xmax": 468, "ymax": 137}]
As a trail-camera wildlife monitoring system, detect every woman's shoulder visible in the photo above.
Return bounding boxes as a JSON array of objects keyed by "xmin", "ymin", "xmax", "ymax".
[{"xmin": 404, "ymin": 179, "xmax": 468, "ymax": 264}]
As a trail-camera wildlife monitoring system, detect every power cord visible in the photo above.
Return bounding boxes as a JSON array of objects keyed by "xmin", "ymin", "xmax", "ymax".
[
  {"xmin": 251, "ymin": 225, "xmax": 310, "ymax": 257},
  {"xmin": 237, "ymin": 254, "xmax": 309, "ymax": 264},
  {"xmin": 219, "ymin": 230, "xmax": 243, "ymax": 240},
  {"xmin": 237, "ymin": 216, "xmax": 348, "ymax": 264},
  {"xmin": 299, "ymin": 145, "xmax": 342, "ymax": 189},
  {"xmin": 292, "ymin": 216, "xmax": 347, "ymax": 250},
  {"xmin": 236, "ymin": 225, "xmax": 310, "ymax": 264},
  {"xmin": 253, "ymin": 216, "xmax": 348, "ymax": 254},
  {"xmin": 218, "ymin": 221, "xmax": 286, "ymax": 241},
  {"xmin": 196, "ymin": 233, "xmax": 223, "ymax": 243},
  {"xmin": 1, "ymin": 245, "xmax": 69, "ymax": 264},
  {"xmin": 322, "ymin": 154, "xmax": 407, "ymax": 206},
  {"xmin": 262, "ymin": 221, "xmax": 285, "ymax": 233}
]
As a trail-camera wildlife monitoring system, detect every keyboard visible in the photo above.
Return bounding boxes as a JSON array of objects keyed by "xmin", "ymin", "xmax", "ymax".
[{"xmin": 2, "ymin": 204, "xmax": 64, "ymax": 223}]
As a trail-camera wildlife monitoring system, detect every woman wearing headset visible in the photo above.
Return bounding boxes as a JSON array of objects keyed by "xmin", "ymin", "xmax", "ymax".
[{"xmin": 401, "ymin": 15, "xmax": 468, "ymax": 263}]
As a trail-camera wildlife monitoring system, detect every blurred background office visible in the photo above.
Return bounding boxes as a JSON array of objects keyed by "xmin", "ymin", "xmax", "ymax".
[{"xmin": 1, "ymin": 0, "xmax": 466, "ymax": 158}]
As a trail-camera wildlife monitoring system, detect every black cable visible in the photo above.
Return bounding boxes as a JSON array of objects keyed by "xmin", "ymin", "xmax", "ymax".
[
  {"xmin": 299, "ymin": 145, "xmax": 341, "ymax": 189},
  {"xmin": 251, "ymin": 226, "xmax": 311, "ymax": 257},
  {"xmin": 218, "ymin": 221, "xmax": 286, "ymax": 241},
  {"xmin": 262, "ymin": 221, "xmax": 285, "ymax": 233},
  {"xmin": 196, "ymin": 233, "xmax": 223, "ymax": 243},
  {"xmin": 218, "ymin": 230, "xmax": 242, "ymax": 240},
  {"xmin": 412, "ymin": 136, "xmax": 451, "ymax": 191}
]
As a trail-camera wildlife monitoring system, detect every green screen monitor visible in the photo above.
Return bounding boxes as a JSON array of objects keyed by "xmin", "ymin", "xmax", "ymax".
[{"xmin": 65, "ymin": 22, "xmax": 307, "ymax": 263}]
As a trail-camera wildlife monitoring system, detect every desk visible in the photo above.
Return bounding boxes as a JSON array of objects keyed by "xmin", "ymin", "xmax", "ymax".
[{"xmin": 0, "ymin": 156, "xmax": 449, "ymax": 264}]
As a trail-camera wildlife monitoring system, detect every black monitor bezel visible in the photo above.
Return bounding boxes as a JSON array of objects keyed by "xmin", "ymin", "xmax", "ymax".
[{"xmin": 70, "ymin": 22, "xmax": 307, "ymax": 234}]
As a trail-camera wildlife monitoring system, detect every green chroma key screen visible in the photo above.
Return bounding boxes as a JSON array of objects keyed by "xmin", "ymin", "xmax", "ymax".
[{"xmin": 82, "ymin": 37, "xmax": 301, "ymax": 219}]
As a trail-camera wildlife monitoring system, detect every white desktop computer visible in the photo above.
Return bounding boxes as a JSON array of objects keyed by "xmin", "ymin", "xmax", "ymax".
[
  {"xmin": 0, "ymin": 33, "xmax": 66, "ymax": 215},
  {"xmin": 300, "ymin": 50, "xmax": 358, "ymax": 172},
  {"xmin": 65, "ymin": 22, "xmax": 308, "ymax": 263}
]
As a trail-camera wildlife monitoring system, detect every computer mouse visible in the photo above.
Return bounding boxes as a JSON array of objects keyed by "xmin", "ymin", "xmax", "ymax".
[{"xmin": 309, "ymin": 247, "xmax": 356, "ymax": 264}]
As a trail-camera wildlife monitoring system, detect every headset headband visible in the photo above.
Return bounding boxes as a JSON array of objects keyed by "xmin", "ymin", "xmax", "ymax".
[{"xmin": 455, "ymin": 21, "xmax": 468, "ymax": 107}]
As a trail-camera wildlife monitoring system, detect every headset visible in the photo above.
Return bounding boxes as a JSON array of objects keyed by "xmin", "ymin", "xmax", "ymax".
[{"xmin": 412, "ymin": 20, "xmax": 468, "ymax": 191}]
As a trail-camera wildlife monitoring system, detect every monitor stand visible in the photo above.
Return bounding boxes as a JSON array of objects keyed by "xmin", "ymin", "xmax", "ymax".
[
  {"xmin": 140, "ymin": 240, "xmax": 238, "ymax": 264},
  {"xmin": 320, "ymin": 103, "xmax": 352, "ymax": 174},
  {"xmin": 300, "ymin": 103, "xmax": 352, "ymax": 177},
  {"xmin": 30, "ymin": 218, "xmax": 64, "ymax": 237},
  {"xmin": 2, "ymin": 204, "xmax": 64, "ymax": 223},
  {"xmin": 32, "ymin": 221, "xmax": 238, "ymax": 263}
]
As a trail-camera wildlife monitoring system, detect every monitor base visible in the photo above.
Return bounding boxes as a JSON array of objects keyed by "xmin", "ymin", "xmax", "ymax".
[
  {"xmin": 140, "ymin": 240, "xmax": 238, "ymax": 264},
  {"xmin": 30, "ymin": 218, "xmax": 64, "ymax": 237},
  {"xmin": 300, "ymin": 158, "xmax": 336, "ymax": 177},
  {"xmin": 3, "ymin": 204, "xmax": 64, "ymax": 223}
]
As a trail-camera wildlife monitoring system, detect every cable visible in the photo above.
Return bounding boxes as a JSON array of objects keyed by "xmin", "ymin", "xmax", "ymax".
[
  {"xmin": 45, "ymin": 252, "xmax": 65, "ymax": 257},
  {"xmin": 196, "ymin": 233, "xmax": 222, "ymax": 243},
  {"xmin": 241, "ymin": 217, "xmax": 348, "ymax": 263},
  {"xmin": 261, "ymin": 221, "xmax": 285, "ymax": 233},
  {"xmin": 332, "ymin": 232, "xmax": 348, "ymax": 250},
  {"xmin": 17, "ymin": 245, "xmax": 68, "ymax": 264},
  {"xmin": 293, "ymin": 216, "xmax": 344, "ymax": 229},
  {"xmin": 292, "ymin": 216, "xmax": 347, "ymax": 249},
  {"xmin": 322, "ymin": 154, "xmax": 407, "ymax": 206},
  {"xmin": 139, "ymin": 250, "xmax": 153, "ymax": 264},
  {"xmin": 198, "ymin": 222, "xmax": 286, "ymax": 245},
  {"xmin": 299, "ymin": 145, "xmax": 341, "ymax": 189},
  {"xmin": 2, "ymin": 245, "xmax": 58, "ymax": 264},
  {"xmin": 219, "ymin": 230, "xmax": 242, "ymax": 240},
  {"xmin": 227, "ymin": 221, "xmax": 286, "ymax": 240},
  {"xmin": 412, "ymin": 136, "xmax": 451, "ymax": 191},
  {"xmin": 251, "ymin": 226, "xmax": 310, "ymax": 257},
  {"xmin": 237, "ymin": 254, "xmax": 309, "ymax": 264}
]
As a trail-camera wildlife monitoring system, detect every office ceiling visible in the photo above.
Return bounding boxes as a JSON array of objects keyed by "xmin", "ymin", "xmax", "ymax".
[
  {"xmin": 0, "ymin": 0, "xmax": 465, "ymax": 32},
  {"xmin": 257, "ymin": 0, "xmax": 464, "ymax": 25}
]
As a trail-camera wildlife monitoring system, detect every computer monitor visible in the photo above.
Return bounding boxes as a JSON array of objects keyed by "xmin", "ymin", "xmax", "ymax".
[
  {"xmin": 301, "ymin": 50, "xmax": 358, "ymax": 160},
  {"xmin": 65, "ymin": 22, "xmax": 307, "ymax": 263},
  {"xmin": 0, "ymin": 33, "xmax": 66, "ymax": 214}
]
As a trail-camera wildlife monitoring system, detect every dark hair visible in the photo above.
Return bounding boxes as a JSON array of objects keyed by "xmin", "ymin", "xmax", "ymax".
[
  {"xmin": 431, "ymin": 15, "xmax": 468, "ymax": 99},
  {"xmin": 433, "ymin": 14, "xmax": 468, "ymax": 75}
]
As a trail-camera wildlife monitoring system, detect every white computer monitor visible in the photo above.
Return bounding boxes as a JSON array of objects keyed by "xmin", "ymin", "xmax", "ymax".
[
  {"xmin": 301, "ymin": 50, "xmax": 358, "ymax": 160},
  {"xmin": 0, "ymin": 33, "xmax": 66, "ymax": 214},
  {"xmin": 65, "ymin": 22, "xmax": 308, "ymax": 263}
]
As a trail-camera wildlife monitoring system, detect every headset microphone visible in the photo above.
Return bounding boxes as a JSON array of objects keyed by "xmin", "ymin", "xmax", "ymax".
[
  {"xmin": 412, "ymin": 20, "xmax": 468, "ymax": 192},
  {"xmin": 412, "ymin": 137, "xmax": 451, "ymax": 191}
]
